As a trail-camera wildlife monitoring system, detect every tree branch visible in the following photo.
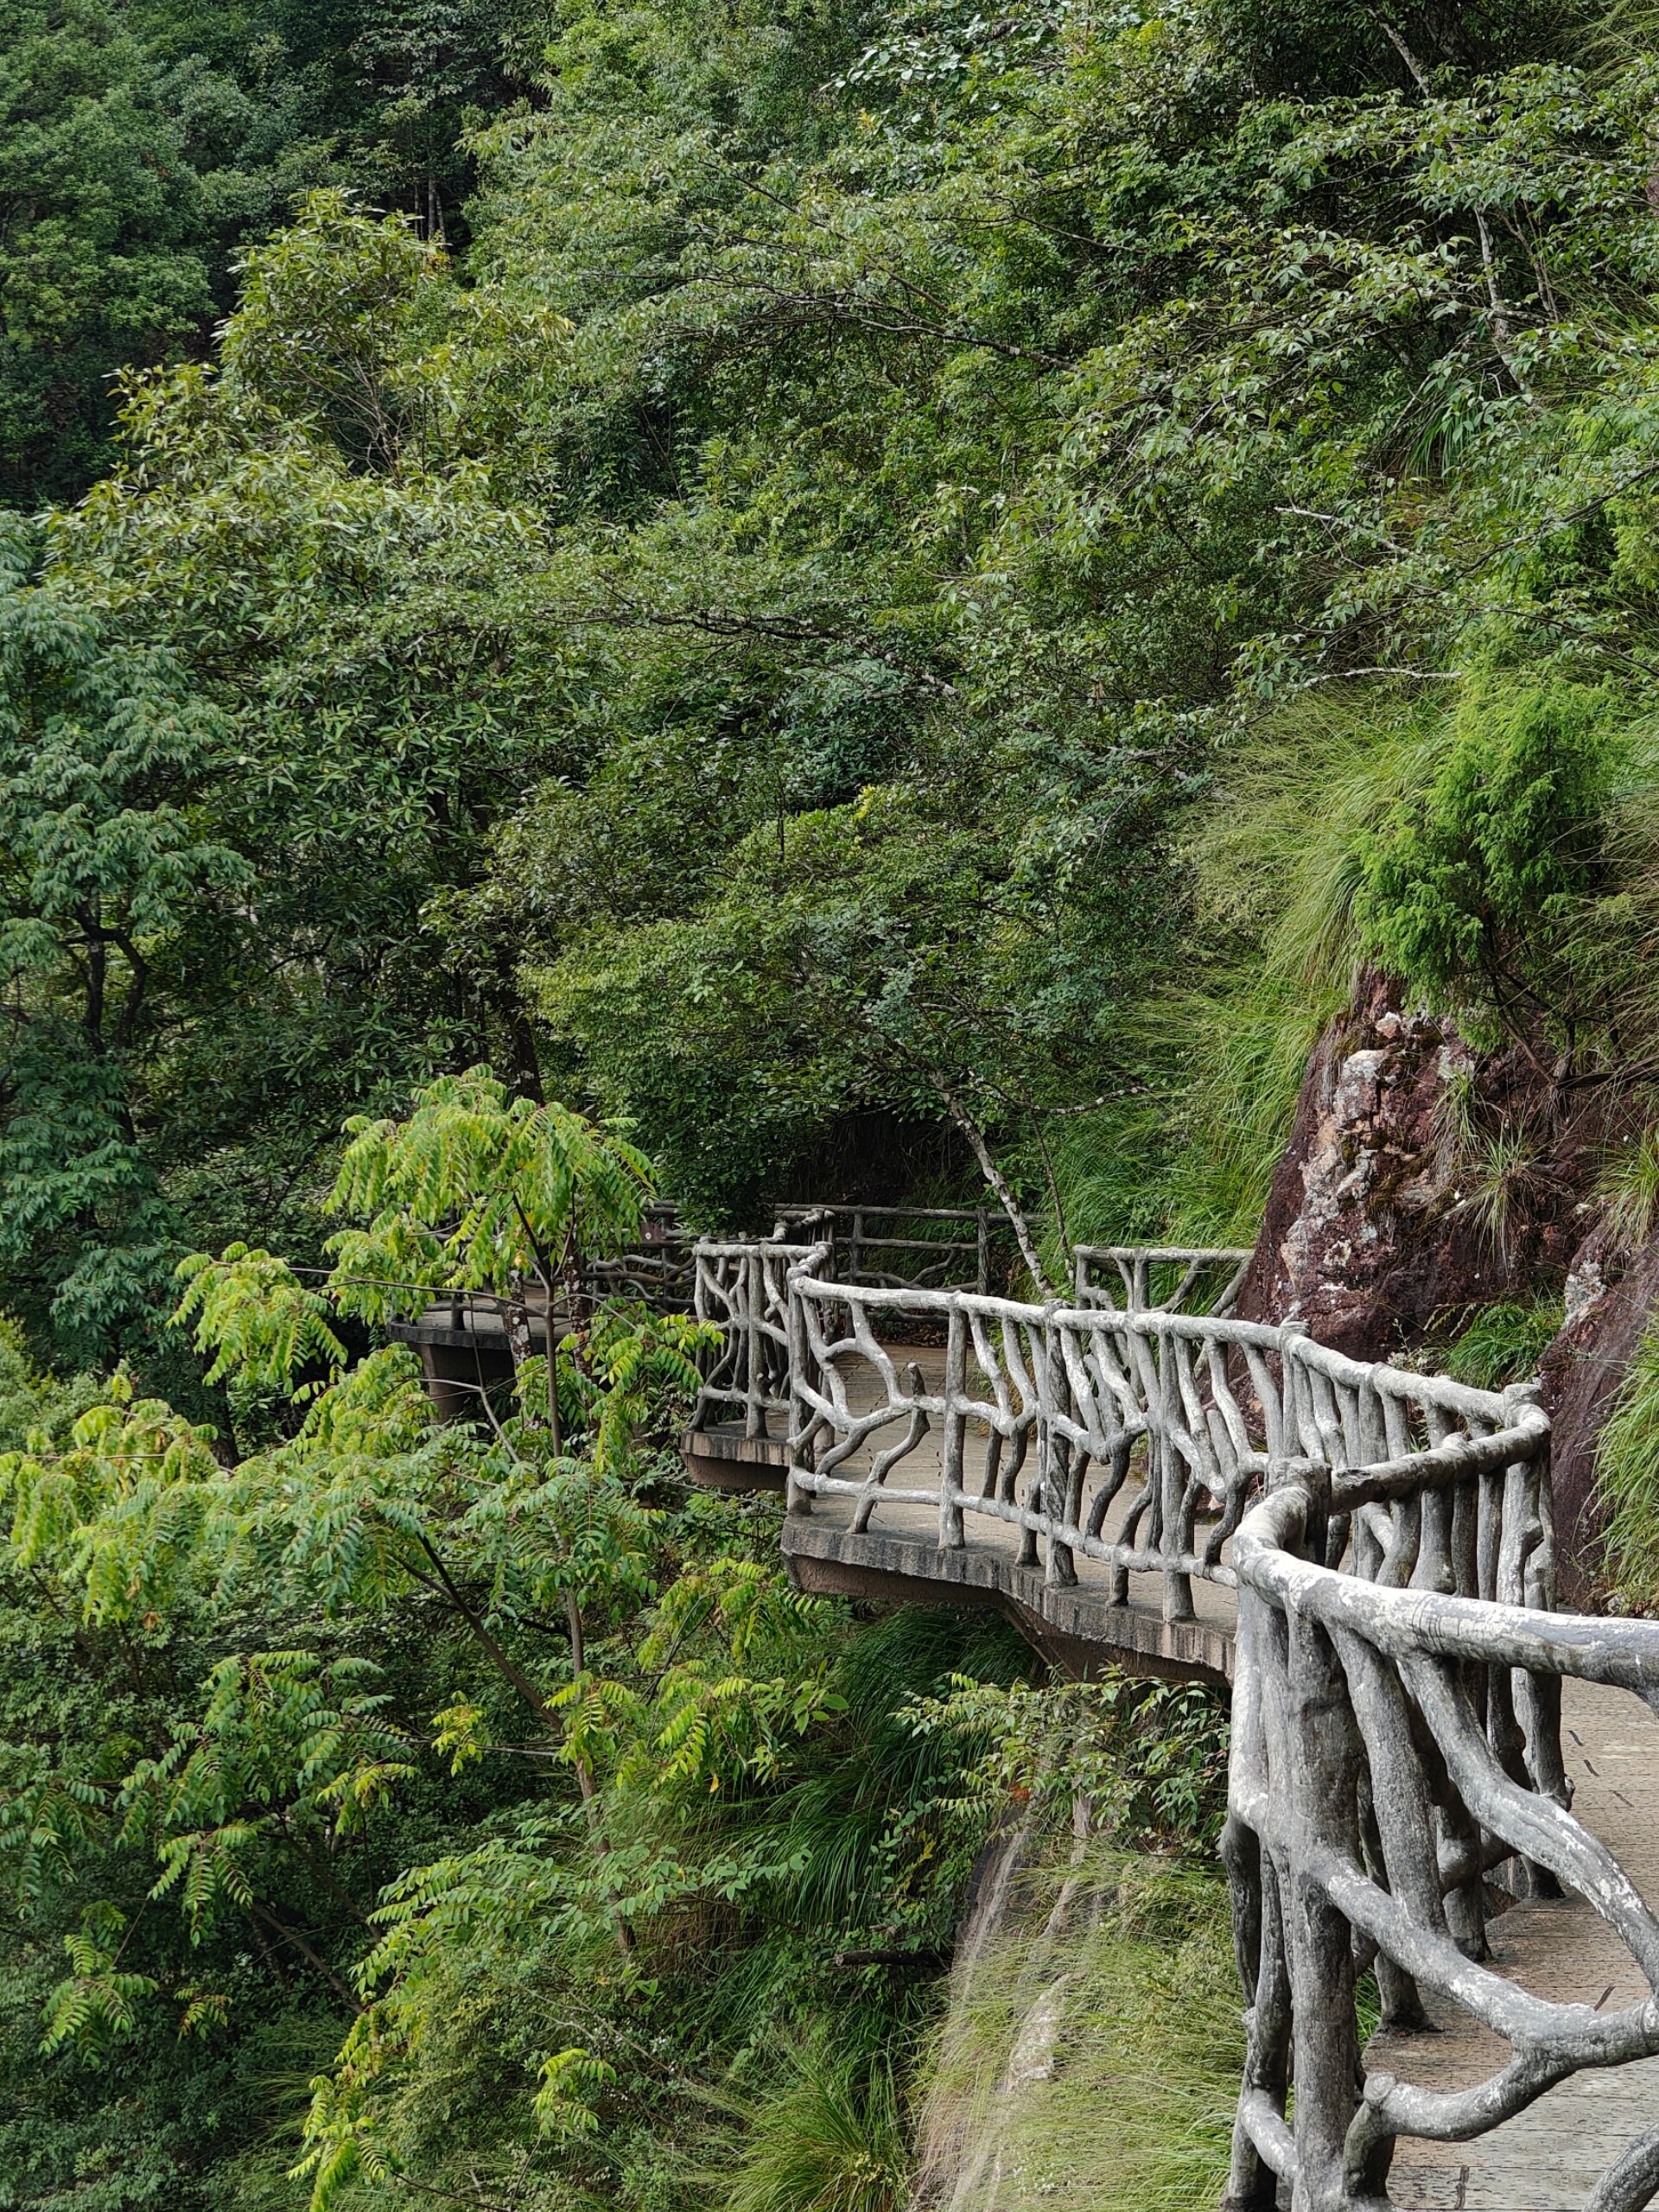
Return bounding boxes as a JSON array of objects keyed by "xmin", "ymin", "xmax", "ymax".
[{"xmin": 928, "ymin": 1078, "xmax": 1055, "ymax": 1295}]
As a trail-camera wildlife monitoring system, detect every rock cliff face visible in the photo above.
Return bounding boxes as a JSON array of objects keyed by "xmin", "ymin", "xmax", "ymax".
[
  {"xmin": 1236, "ymin": 969, "xmax": 1584, "ymax": 1357},
  {"xmin": 1233, "ymin": 967, "xmax": 1659, "ymax": 1602},
  {"xmin": 908, "ymin": 1824, "xmax": 1240, "ymax": 2212}
]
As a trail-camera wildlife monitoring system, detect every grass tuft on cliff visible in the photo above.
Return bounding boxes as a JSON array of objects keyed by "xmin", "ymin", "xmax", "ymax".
[
  {"xmin": 1442, "ymin": 1296, "xmax": 1565, "ymax": 1389},
  {"xmin": 719, "ymin": 2042, "xmax": 908, "ymax": 2212},
  {"xmin": 1041, "ymin": 693, "xmax": 1438, "ymax": 1257},
  {"xmin": 1597, "ymin": 1314, "xmax": 1659, "ymax": 1611},
  {"xmin": 911, "ymin": 1851, "xmax": 1242, "ymax": 2212}
]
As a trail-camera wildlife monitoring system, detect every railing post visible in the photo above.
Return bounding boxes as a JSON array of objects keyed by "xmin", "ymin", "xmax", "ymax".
[
  {"xmin": 1275, "ymin": 1318, "xmax": 1308, "ymax": 1461},
  {"xmin": 1285, "ymin": 1604, "xmax": 1363, "ymax": 2207},
  {"xmin": 1041, "ymin": 1305, "xmax": 1077, "ymax": 1587},
  {"xmin": 938, "ymin": 1301, "xmax": 966, "ymax": 1550},
  {"xmin": 785, "ymin": 1271, "xmax": 814, "ymax": 1517},
  {"xmin": 1506, "ymin": 1380, "xmax": 1569, "ymax": 1829},
  {"xmin": 1159, "ymin": 1321, "xmax": 1194, "ymax": 1624},
  {"xmin": 1221, "ymin": 1584, "xmax": 1287, "ymax": 2212},
  {"xmin": 746, "ymin": 1248, "xmax": 765, "ymax": 1440}
]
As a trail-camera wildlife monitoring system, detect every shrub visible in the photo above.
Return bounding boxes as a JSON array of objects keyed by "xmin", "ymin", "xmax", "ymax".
[
  {"xmin": 1597, "ymin": 1316, "xmax": 1659, "ymax": 1610},
  {"xmin": 1442, "ymin": 1295, "xmax": 1564, "ymax": 1389},
  {"xmin": 1354, "ymin": 679, "xmax": 1623, "ymax": 1043}
]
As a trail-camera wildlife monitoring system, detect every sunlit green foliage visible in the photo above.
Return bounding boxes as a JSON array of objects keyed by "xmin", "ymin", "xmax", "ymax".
[
  {"xmin": 0, "ymin": 1084, "xmax": 1086, "ymax": 2208},
  {"xmin": 1355, "ymin": 682, "xmax": 1625, "ymax": 1045}
]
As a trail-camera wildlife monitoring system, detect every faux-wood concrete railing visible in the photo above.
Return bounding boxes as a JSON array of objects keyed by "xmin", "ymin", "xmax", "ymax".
[{"xmin": 685, "ymin": 1238, "xmax": 1659, "ymax": 2207}]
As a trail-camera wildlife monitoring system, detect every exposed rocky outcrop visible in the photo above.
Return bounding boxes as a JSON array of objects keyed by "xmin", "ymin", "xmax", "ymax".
[
  {"xmin": 1236, "ymin": 969, "xmax": 1587, "ymax": 1357},
  {"xmin": 1234, "ymin": 967, "xmax": 1659, "ymax": 1604}
]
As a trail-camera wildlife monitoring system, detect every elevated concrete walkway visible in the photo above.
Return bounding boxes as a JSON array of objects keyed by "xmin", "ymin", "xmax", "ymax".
[
  {"xmin": 683, "ymin": 1268, "xmax": 1659, "ymax": 2209},
  {"xmin": 783, "ymin": 1499, "xmax": 1235, "ymax": 1683}
]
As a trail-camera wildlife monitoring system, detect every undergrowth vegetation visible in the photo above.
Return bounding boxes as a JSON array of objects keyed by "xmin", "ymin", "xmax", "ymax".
[
  {"xmin": 913, "ymin": 1853, "xmax": 1243, "ymax": 2212},
  {"xmin": 0, "ymin": 1071, "xmax": 1234, "ymax": 2209},
  {"xmin": 23, "ymin": 0, "xmax": 1659, "ymax": 2198},
  {"xmin": 1594, "ymin": 1319, "xmax": 1659, "ymax": 1611},
  {"xmin": 1440, "ymin": 1296, "xmax": 1567, "ymax": 1389}
]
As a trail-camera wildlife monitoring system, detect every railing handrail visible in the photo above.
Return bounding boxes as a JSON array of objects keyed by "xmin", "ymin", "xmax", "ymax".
[
  {"xmin": 1236, "ymin": 1480, "xmax": 1644, "ymax": 1679},
  {"xmin": 1071, "ymin": 1242, "xmax": 1255, "ymax": 1262},
  {"xmin": 772, "ymin": 1202, "xmax": 990, "ymax": 1222}
]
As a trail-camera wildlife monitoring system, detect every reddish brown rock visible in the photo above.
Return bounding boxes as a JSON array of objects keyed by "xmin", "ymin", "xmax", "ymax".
[{"xmin": 1236, "ymin": 970, "xmax": 1585, "ymax": 1358}]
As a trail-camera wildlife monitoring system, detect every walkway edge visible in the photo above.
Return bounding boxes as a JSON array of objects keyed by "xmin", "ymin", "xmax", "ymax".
[{"xmin": 780, "ymin": 1519, "xmax": 1235, "ymax": 1685}]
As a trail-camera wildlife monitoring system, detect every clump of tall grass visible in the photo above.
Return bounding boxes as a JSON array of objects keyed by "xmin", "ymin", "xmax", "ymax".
[
  {"xmin": 1044, "ymin": 692, "xmax": 1446, "ymax": 1255},
  {"xmin": 1599, "ymin": 1125, "xmax": 1659, "ymax": 1245},
  {"xmin": 916, "ymin": 1852, "xmax": 1243, "ymax": 2212},
  {"xmin": 1597, "ymin": 1317, "xmax": 1659, "ymax": 1610},
  {"xmin": 1188, "ymin": 693, "xmax": 1446, "ymax": 994},
  {"xmin": 720, "ymin": 2043, "xmax": 908, "ymax": 2212},
  {"xmin": 1441, "ymin": 1296, "xmax": 1564, "ymax": 1389}
]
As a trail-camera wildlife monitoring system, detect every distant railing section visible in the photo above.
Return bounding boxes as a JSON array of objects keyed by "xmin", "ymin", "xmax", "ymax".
[
  {"xmin": 586, "ymin": 1204, "xmax": 697, "ymax": 1307},
  {"xmin": 391, "ymin": 1203, "xmax": 1005, "ymax": 1430},
  {"xmin": 378, "ymin": 1207, "xmax": 696, "ymax": 1418},
  {"xmin": 688, "ymin": 1209, "xmax": 1017, "ymax": 1438},
  {"xmin": 1071, "ymin": 1243, "xmax": 1252, "ymax": 1316},
  {"xmin": 779, "ymin": 1277, "xmax": 1534, "ymax": 1631},
  {"xmin": 684, "ymin": 1232, "xmax": 1244, "ymax": 1447},
  {"xmin": 771, "ymin": 1204, "xmax": 1003, "ymax": 1293},
  {"xmin": 689, "ymin": 1238, "xmax": 830, "ymax": 1441}
]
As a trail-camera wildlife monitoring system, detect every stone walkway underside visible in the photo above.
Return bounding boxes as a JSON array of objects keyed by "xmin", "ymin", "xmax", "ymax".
[{"xmin": 772, "ymin": 1353, "xmax": 1659, "ymax": 2211}]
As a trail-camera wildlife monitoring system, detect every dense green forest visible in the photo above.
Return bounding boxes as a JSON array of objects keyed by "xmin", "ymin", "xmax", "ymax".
[{"xmin": 11, "ymin": 0, "xmax": 1659, "ymax": 2200}]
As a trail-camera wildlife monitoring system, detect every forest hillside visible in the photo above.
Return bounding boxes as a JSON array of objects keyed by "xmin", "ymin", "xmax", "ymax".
[{"xmin": 7, "ymin": 0, "xmax": 1659, "ymax": 2205}]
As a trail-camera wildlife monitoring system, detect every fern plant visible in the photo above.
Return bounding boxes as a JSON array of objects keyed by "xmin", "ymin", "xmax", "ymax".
[{"xmin": 323, "ymin": 1066, "xmax": 654, "ymax": 1446}]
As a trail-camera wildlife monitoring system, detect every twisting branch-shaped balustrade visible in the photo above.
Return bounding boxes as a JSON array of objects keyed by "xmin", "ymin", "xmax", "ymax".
[
  {"xmin": 689, "ymin": 1239, "xmax": 830, "ymax": 1439},
  {"xmin": 1220, "ymin": 1345, "xmax": 1659, "ymax": 2212},
  {"xmin": 783, "ymin": 1271, "xmax": 1290, "ymax": 1625},
  {"xmin": 1071, "ymin": 1242, "xmax": 1253, "ymax": 1316},
  {"xmin": 696, "ymin": 1235, "xmax": 1659, "ymax": 2202}
]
